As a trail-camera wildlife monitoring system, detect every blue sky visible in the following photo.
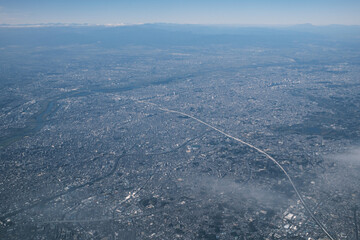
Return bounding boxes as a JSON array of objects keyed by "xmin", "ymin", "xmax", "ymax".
[{"xmin": 0, "ymin": 0, "xmax": 359, "ymax": 25}]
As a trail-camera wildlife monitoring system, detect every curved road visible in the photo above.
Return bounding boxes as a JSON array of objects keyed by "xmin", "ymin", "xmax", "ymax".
[{"xmin": 137, "ymin": 99, "xmax": 336, "ymax": 240}]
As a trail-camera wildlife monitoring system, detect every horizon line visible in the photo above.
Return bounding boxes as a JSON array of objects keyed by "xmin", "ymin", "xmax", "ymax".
[{"xmin": 1, "ymin": 22, "xmax": 360, "ymax": 28}]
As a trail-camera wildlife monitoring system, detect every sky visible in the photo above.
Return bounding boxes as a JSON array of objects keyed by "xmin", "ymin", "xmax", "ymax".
[{"xmin": 0, "ymin": 0, "xmax": 360, "ymax": 25}]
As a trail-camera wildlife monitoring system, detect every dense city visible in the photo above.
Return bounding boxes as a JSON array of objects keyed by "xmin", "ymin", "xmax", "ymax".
[{"xmin": 1, "ymin": 24, "xmax": 360, "ymax": 239}]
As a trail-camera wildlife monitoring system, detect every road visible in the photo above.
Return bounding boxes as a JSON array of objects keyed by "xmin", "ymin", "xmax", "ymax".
[{"xmin": 137, "ymin": 99, "xmax": 336, "ymax": 240}]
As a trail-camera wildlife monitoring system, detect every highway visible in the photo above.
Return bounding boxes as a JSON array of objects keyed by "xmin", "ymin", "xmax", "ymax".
[
  {"xmin": 137, "ymin": 99, "xmax": 336, "ymax": 240},
  {"xmin": 355, "ymin": 207, "xmax": 359, "ymax": 240}
]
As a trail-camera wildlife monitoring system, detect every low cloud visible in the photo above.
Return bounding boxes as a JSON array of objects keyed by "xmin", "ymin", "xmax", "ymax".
[
  {"xmin": 182, "ymin": 175, "xmax": 288, "ymax": 210},
  {"xmin": 329, "ymin": 147, "xmax": 360, "ymax": 165},
  {"xmin": 321, "ymin": 147, "xmax": 360, "ymax": 191},
  {"xmin": 308, "ymin": 147, "xmax": 360, "ymax": 237}
]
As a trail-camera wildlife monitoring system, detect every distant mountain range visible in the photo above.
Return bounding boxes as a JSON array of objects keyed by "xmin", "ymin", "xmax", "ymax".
[{"xmin": 0, "ymin": 23, "xmax": 359, "ymax": 49}]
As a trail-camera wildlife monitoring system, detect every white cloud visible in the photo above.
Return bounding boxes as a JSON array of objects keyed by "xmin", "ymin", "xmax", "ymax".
[
  {"xmin": 330, "ymin": 147, "xmax": 360, "ymax": 165},
  {"xmin": 316, "ymin": 147, "xmax": 360, "ymax": 193}
]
